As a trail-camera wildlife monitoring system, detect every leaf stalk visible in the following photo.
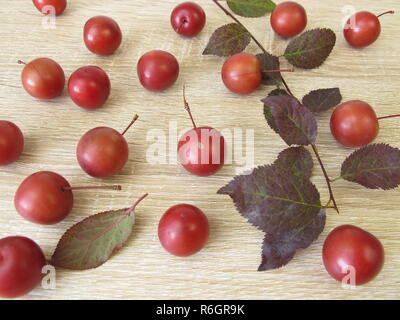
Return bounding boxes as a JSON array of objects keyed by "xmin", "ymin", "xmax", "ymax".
[
  {"xmin": 87, "ymin": 193, "xmax": 149, "ymax": 245},
  {"xmin": 125, "ymin": 193, "xmax": 149, "ymax": 216}
]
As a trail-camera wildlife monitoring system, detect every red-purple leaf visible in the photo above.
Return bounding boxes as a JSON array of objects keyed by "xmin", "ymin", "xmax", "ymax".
[
  {"xmin": 218, "ymin": 148, "xmax": 324, "ymax": 270},
  {"xmin": 341, "ymin": 144, "xmax": 400, "ymax": 189},
  {"xmin": 259, "ymin": 209, "xmax": 325, "ymax": 271},
  {"xmin": 256, "ymin": 52, "xmax": 282, "ymax": 86},
  {"xmin": 262, "ymin": 95, "xmax": 318, "ymax": 146},
  {"xmin": 302, "ymin": 88, "xmax": 342, "ymax": 113},
  {"xmin": 274, "ymin": 146, "xmax": 313, "ymax": 181},
  {"xmin": 203, "ymin": 23, "xmax": 251, "ymax": 57},
  {"xmin": 268, "ymin": 88, "xmax": 289, "ymax": 96},
  {"xmin": 263, "ymin": 89, "xmax": 289, "ymax": 134},
  {"xmin": 218, "ymin": 165, "xmax": 322, "ymax": 233},
  {"xmin": 284, "ymin": 28, "xmax": 336, "ymax": 69},
  {"xmin": 263, "ymin": 106, "xmax": 279, "ymax": 134}
]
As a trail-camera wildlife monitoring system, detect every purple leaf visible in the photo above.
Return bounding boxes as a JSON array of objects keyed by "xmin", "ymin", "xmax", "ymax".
[
  {"xmin": 273, "ymin": 146, "xmax": 313, "ymax": 181},
  {"xmin": 263, "ymin": 89, "xmax": 289, "ymax": 134},
  {"xmin": 256, "ymin": 52, "xmax": 282, "ymax": 86},
  {"xmin": 284, "ymin": 28, "xmax": 336, "ymax": 69},
  {"xmin": 259, "ymin": 209, "xmax": 325, "ymax": 271},
  {"xmin": 262, "ymin": 95, "xmax": 318, "ymax": 146},
  {"xmin": 341, "ymin": 143, "xmax": 400, "ymax": 189},
  {"xmin": 203, "ymin": 23, "xmax": 251, "ymax": 57},
  {"xmin": 218, "ymin": 148, "xmax": 324, "ymax": 270},
  {"xmin": 302, "ymin": 88, "xmax": 342, "ymax": 113},
  {"xmin": 218, "ymin": 164, "xmax": 322, "ymax": 234},
  {"xmin": 268, "ymin": 89, "xmax": 289, "ymax": 96}
]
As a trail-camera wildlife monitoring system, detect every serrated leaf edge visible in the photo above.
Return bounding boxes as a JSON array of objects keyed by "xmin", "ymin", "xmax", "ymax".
[
  {"xmin": 51, "ymin": 207, "xmax": 133, "ymax": 270},
  {"xmin": 340, "ymin": 143, "xmax": 400, "ymax": 190},
  {"xmin": 202, "ymin": 23, "xmax": 251, "ymax": 57},
  {"xmin": 284, "ymin": 28, "xmax": 336, "ymax": 69},
  {"xmin": 302, "ymin": 88, "xmax": 342, "ymax": 113}
]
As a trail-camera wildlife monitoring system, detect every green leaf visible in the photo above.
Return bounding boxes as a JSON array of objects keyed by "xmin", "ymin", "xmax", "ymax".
[
  {"xmin": 256, "ymin": 52, "xmax": 282, "ymax": 86},
  {"xmin": 51, "ymin": 209, "xmax": 134, "ymax": 270},
  {"xmin": 51, "ymin": 195, "xmax": 148, "ymax": 270},
  {"xmin": 302, "ymin": 88, "xmax": 342, "ymax": 113},
  {"xmin": 284, "ymin": 28, "xmax": 336, "ymax": 69},
  {"xmin": 203, "ymin": 23, "xmax": 251, "ymax": 57},
  {"xmin": 227, "ymin": 0, "xmax": 276, "ymax": 18},
  {"xmin": 341, "ymin": 144, "xmax": 400, "ymax": 189},
  {"xmin": 261, "ymin": 95, "xmax": 318, "ymax": 146}
]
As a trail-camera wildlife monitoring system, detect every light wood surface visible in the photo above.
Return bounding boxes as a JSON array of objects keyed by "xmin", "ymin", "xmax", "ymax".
[{"xmin": 0, "ymin": 0, "xmax": 399, "ymax": 300}]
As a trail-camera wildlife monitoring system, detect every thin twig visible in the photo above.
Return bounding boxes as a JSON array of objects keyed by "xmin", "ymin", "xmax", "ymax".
[
  {"xmin": 311, "ymin": 144, "xmax": 339, "ymax": 213},
  {"xmin": 280, "ymin": 76, "xmax": 295, "ymax": 98},
  {"xmin": 213, "ymin": 0, "xmax": 267, "ymax": 54},
  {"xmin": 212, "ymin": 0, "xmax": 295, "ymax": 97}
]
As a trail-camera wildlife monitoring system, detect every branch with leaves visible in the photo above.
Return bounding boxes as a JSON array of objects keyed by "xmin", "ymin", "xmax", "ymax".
[
  {"xmin": 206, "ymin": 0, "xmax": 400, "ymax": 271},
  {"xmin": 41, "ymin": 0, "xmax": 400, "ymax": 274}
]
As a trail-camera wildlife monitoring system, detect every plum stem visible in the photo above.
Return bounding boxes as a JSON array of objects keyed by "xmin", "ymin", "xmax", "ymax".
[
  {"xmin": 121, "ymin": 114, "xmax": 139, "ymax": 136},
  {"xmin": 62, "ymin": 185, "xmax": 122, "ymax": 191},
  {"xmin": 377, "ymin": 114, "xmax": 400, "ymax": 120},
  {"xmin": 261, "ymin": 69, "xmax": 294, "ymax": 73},
  {"xmin": 17, "ymin": 60, "xmax": 26, "ymax": 65},
  {"xmin": 176, "ymin": 18, "xmax": 188, "ymax": 33},
  {"xmin": 234, "ymin": 69, "xmax": 294, "ymax": 78},
  {"xmin": 377, "ymin": 10, "xmax": 395, "ymax": 18},
  {"xmin": 183, "ymin": 85, "xmax": 197, "ymax": 129}
]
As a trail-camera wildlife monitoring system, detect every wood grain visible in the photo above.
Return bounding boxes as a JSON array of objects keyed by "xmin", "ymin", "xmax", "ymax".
[{"xmin": 0, "ymin": 0, "xmax": 399, "ymax": 300}]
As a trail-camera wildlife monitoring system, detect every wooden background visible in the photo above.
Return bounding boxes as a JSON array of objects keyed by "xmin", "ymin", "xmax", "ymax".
[{"xmin": 0, "ymin": 0, "xmax": 399, "ymax": 300}]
